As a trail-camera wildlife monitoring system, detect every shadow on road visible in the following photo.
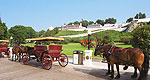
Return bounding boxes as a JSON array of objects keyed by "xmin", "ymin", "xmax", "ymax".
[{"xmin": 74, "ymin": 68, "xmax": 150, "ymax": 80}]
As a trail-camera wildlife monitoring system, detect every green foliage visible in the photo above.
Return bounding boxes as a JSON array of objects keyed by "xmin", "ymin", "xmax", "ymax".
[
  {"xmin": 68, "ymin": 22, "xmax": 73, "ymax": 25},
  {"xmin": 74, "ymin": 21, "xmax": 80, "ymax": 24},
  {"xmin": 126, "ymin": 17, "xmax": 133, "ymax": 23},
  {"xmin": 131, "ymin": 25, "xmax": 150, "ymax": 52},
  {"xmin": 89, "ymin": 21, "xmax": 94, "ymax": 25},
  {"xmin": 105, "ymin": 18, "xmax": 117, "ymax": 24},
  {"xmin": 101, "ymin": 35, "xmax": 113, "ymax": 44},
  {"xmin": 81, "ymin": 20, "xmax": 89, "ymax": 27},
  {"xmin": 96, "ymin": 19, "xmax": 104, "ymax": 26},
  {"xmin": 134, "ymin": 12, "xmax": 146, "ymax": 19},
  {"xmin": 55, "ymin": 30, "xmax": 87, "ymax": 37},
  {"xmin": 91, "ymin": 30, "xmax": 132, "ymax": 42},
  {"xmin": 0, "ymin": 18, "xmax": 9, "ymax": 39},
  {"xmin": 44, "ymin": 27, "xmax": 59, "ymax": 37},
  {"xmin": 9, "ymin": 25, "xmax": 37, "ymax": 43},
  {"xmin": 92, "ymin": 30, "xmax": 120, "ymax": 41},
  {"xmin": 120, "ymin": 38, "xmax": 130, "ymax": 44},
  {"xmin": 38, "ymin": 30, "xmax": 46, "ymax": 37}
]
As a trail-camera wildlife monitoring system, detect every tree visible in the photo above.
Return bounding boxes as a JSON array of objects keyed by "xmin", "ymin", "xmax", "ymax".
[
  {"xmin": 131, "ymin": 25, "xmax": 150, "ymax": 52},
  {"xmin": 44, "ymin": 27, "xmax": 59, "ymax": 37},
  {"xmin": 142, "ymin": 13, "xmax": 146, "ymax": 18},
  {"xmin": 81, "ymin": 20, "xmax": 89, "ymax": 27},
  {"xmin": 89, "ymin": 21, "xmax": 94, "ymax": 25},
  {"xmin": 134, "ymin": 14, "xmax": 139, "ymax": 19},
  {"xmin": 9, "ymin": 25, "xmax": 37, "ymax": 43},
  {"xmin": 25, "ymin": 27, "xmax": 37, "ymax": 38},
  {"xmin": 96, "ymin": 19, "xmax": 104, "ymax": 26},
  {"xmin": 139, "ymin": 12, "xmax": 143, "ymax": 19},
  {"xmin": 126, "ymin": 17, "xmax": 133, "ymax": 23},
  {"xmin": 74, "ymin": 21, "xmax": 80, "ymax": 24},
  {"xmin": 134, "ymin": 12, "xmax": 146, "ymax": 19},
  {"xmin": 38, "ymin": 30, "xmax": 45, "ymax": 37},
  {"xmin": 105, "ymin": 18, "xmax": 117, "ymax": 24},
  {"xmin": 68, "ymin": 22, "xmax": 73, "ymax": 25},
  {"xmin": 0, "ymin": 17, "xmax": 8, "ymax": 40}
]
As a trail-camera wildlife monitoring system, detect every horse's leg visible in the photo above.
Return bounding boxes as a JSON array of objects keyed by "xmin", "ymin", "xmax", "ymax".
[
  {"xmin": 12, "ymin": 53, "xmax": 14, "ymax": 61},
  {"xmin": 131, "ymin": 67, "xmax": 137, "ymax": 78},
  {"xmin": 106, "ymin": 63, "xmax": 111, "ymax": 75},
  {"xmin": 115, "ymin": 64, "xmax": 120, "ymax": 79},
  {"xmin": 15, "ymin": 54, "xmax": 18, "ymax": 61},
  {"xmin": 110, "ymin": 63, "xmax": 114, "ymax": 79},
  {"xmin": 137, "ymin": 65, "xmax": 143, "ymax": 80},
  {"xmin": 18, "ymin": 53, "xmax": 21, "ymax": 62}
]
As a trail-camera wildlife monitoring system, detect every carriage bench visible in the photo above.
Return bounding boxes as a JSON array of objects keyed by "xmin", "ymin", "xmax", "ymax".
[
  {"xmin": 48, "ymin": 45, "xmax": 62, "ymax": 58},
  {"xmin": 34, "ymin": 45, "xmax": 47, "ymax": 53},
  {"xmin": 0, "ymin": 44, "xmax": 10, "ymax": 58}
]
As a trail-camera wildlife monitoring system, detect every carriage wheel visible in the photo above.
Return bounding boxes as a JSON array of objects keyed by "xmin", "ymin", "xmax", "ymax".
[
  {"xmin": 42, "ymin": 54, "xmax": 52, "ymax": 70},
  {"xmin": 58, "ymin": 53, "xmax": 68, "ymax": 67},
  {"xmin": 23, "ymin": 55, "xmax": 29, "ymax": 65}
]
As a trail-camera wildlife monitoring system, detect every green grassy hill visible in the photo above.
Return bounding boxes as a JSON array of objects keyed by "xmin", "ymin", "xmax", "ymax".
[{"xmin": 55, "ymin": 30, "xmax": 87, "ymax": 37}]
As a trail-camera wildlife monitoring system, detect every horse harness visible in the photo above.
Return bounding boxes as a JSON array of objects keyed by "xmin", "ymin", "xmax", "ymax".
[{"xmin": 106, "ymin": 45, "xmax": 140, "ymax": 66}]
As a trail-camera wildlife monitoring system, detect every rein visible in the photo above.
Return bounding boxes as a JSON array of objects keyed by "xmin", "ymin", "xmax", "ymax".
[{"xmin": 107, "ymin": 45, "xmax": 116, "ymax": 54}]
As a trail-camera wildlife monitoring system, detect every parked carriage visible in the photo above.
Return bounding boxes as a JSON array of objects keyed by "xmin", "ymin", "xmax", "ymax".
[
  {"xmin": 23, "ymin": 37, "xmax": 68, "ymax": 70},
  {"xmin": 0, "ymin": 40, "xmax": 10, "ymax": 58}
]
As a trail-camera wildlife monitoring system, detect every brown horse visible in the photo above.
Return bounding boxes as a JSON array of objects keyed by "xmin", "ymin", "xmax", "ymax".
[
  {"xmin": 94, "ymin": 44, "xmax": 149, "ymax": 80},
  {"xmin": 12, "ymin": 45, "xmax": 21, "ymax": 61},
  {"xmin": 94, "ymin": 44, "xmax": 127, "ymax": 79},
  {"xmin": 12, "ymin": 44, "xmax": 29, "ymax": 62},
  {"xmin": 19, "ymin": 46, "xmax": 29, "ymax": 60}
]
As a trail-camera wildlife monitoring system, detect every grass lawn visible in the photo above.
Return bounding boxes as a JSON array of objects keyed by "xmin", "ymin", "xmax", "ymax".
[
  {"xmin": 22, "ymin": 42, "xmax": 132, "ymax": 57},
  {"xmin": 55, "ymin": 30, "xmax": 87, "ymax": 37}
]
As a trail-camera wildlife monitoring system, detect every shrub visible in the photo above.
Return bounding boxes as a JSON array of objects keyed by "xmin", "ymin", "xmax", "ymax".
[
  {"xmin": 131, "ymin": 25, "xmax": 150, "ymax": 52},
  {"xmin": 79, "ymin": 40, "xmax": 98, "ymax": 47},
  {"xmin": 101, "ymin": 35, "xmax": 114, "ymax": 44},
  {"xmin": 80, "ymin": 40, "xmax": 88, "ymax": 47},
  {"xmin": 90, "ymin": 40, "xmax": 98, "ymax": 47},
  {"xmin": 120, "ymin": 38, "xmax": 130, "ymax": 44}
]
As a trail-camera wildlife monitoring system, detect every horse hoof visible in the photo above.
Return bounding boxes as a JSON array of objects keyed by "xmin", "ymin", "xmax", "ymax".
[
  {"xmin": 106, "ymin": 72, "xmax": 111, "ymax": 75},
  {"xmin": 115, "ymin": 75, "xmax": 120, "ymax": 79},
  {"xmin": 131, "ymin": 75, "xmax": 137, "ymax": 78},
  {"xmin": 109, "ymin": 76, "xmax": 114, "ymax": 80}
]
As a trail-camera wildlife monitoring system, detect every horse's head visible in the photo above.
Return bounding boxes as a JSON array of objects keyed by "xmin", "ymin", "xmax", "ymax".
[{"xmin": 94, "ymin": 43, "xmax": 105, "ymax": 56}]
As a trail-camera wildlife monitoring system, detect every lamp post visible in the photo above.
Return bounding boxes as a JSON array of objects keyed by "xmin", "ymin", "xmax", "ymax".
[
  {"xmin": 84, "ymin": 30, "xmax": 93, "ymax": 66},
  {"xmin": 88, "ymin": 30, "xmax": 91, "ymax": 50},
  {"xmin": 10, "ymin": 36, "xmax": 13, "ymax": 47}
]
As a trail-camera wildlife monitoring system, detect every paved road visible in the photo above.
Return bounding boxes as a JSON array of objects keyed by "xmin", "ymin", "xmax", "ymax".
[{"xmin": 0, "ymin": 58, "xmax": 150, "ymax": 80}]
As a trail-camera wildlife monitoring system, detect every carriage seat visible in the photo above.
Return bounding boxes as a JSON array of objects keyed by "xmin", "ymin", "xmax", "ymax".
[
  {"xmin": 0, "ymin": 45, "xmax": 8, "ymax": 52},
  {"xmin": 34, "ymin": 45, "xmax": 47, "ymax": 53},
  {"xmin": 48, "ymin": 45, "xmax": 62, "ymax": 54},
  {"xmin": 48, "ymin": 45, "xmax": 62, "ymax": 57}
]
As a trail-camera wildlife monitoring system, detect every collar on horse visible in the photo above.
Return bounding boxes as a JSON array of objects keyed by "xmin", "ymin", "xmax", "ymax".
[{"xmin": 108, "ymin": 45, "xmax": 116, "ymax": 54}]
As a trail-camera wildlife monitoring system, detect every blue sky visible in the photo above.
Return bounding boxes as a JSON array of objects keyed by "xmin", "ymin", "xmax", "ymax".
[{"xmin": 0, "ymin": 0, "xmax": 150, "ymax": 31}]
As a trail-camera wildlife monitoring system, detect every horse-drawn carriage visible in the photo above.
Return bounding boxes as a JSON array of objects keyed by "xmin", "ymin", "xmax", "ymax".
[
  {"xmin": 23, "ymin": 37, "xmax": 68, "ymax": 70},
  {"xmin": 0, "ymin": 40, "xmax": 10, "ymax": 58}
]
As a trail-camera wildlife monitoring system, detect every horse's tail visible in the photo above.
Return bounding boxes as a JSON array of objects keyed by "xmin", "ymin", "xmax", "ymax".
[{"xmin": 139, "ymin": 51, "xmax": 149, "ymax": 80}]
